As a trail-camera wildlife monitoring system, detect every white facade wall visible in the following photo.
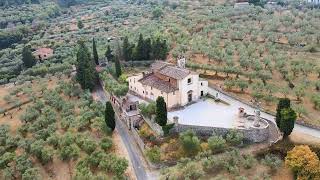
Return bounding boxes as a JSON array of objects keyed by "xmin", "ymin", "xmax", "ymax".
[
  {"xmin": 199, "ymin": 80, "xmax": 208, "ymax": 97},
  {"xmin": 128, "ymin": 72, "xmax": 208, "ymax": 108},
  {"xmin": 128, "ymin": 74, "xmax": 180, "ymax": 108},
  {"xmin": 178, "ymin": 74, "xmax": 200, "ymax": 106}
]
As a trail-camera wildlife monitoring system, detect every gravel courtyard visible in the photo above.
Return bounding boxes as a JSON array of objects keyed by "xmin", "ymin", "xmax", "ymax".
[{"xmin": 168, "ymin": 98, "xmax": 239, "ymax": 128}]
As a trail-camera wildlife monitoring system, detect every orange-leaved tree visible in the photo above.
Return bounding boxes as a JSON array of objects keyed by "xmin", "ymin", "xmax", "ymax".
[{"xmin": 285, "ymin": 145, "xmax": 320, "ymax": 180}]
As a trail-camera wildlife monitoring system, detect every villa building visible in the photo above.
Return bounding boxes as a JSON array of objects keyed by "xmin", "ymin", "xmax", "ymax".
[
  {"xmin": 234, "ymin": 0, "xmax": 250, "ymax": 8},
  {"xmin": 127, "ymin": 59, "xmax": 208, "ymax": 108}
]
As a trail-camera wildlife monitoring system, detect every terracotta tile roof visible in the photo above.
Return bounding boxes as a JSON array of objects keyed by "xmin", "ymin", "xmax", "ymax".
[
  {"xmin": 138, "ymin": 74, "xmax": 178, "ymax": 93},
  {"xmin": 159, "ymin": 66, "xmax": 190, "ymax": 80},
  {"xmin": 150, "ymin": 61, "xmax": 190, "ymax": 80},
  {"xmin": 150, "ymin": 61, "xmax": 170, "ymax": 71}
]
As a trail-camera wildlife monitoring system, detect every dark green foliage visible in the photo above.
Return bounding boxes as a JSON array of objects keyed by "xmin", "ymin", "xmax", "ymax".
[
  {"xmin": 105, "ymin": 102, "xmax": 115, "ymax": 132},
  {"xmin": 122, "ymin": 36, "xmax": 133, "ymax": 61},
  {"xmin": 21, "ymin": 168, "xmax": 40, "ymax": 180},
  {"xmin": 152, "ymin": 37, "xmax": 168, "ymax": 60},
  {"xmin": 279, "ymin": 108, "xmax": 297, "ymax": 137},
  {"xmin": 0, "ymin": 152, "xmax": 15, "ymax": 169},
  {"xmin": 16, "ymin": 154, "xmax": 33, "ymax": 175},
  {"xmin": 114, "ymin": 57, "xmax": 122, "ymax": 78},
  {"xmin": 75, "ymin": 40, "xmax": 97, "ymax": 91},
  {"xmin": 225, "ymin": 130, "xmax": 244, "ymax": 146},
  {"xmin": 208, "ymin": 136, "xmax": 227, "ymax": 153},
  {"xmin": 134, "ymin": 34, "xmax": 145, "ymax": 60},
  {"xmin": 57, "ymin": 0, "xmax": 76, "ymax": 7},
  {"xmin": 179, "ymin": 130, "xmax": 201, "ymax": 156},
  {"xmin": 0, "ymin": 0, "xmax": 40, "ymax": 7},
  {"xmin": 145, "ymin": 146, "xmax": 161, "ymax": 163},
  {"xmin": 105, "ymin": 45, "xmax": 114, "ymax": 62},
  {"xmin": 162, "ymin": 123, "xmax": 174, "ymax": 136},
  {"xmin": 249, "ymin": 0, "xmax": 267, "ymax": 7},
  {"xmin": 122, "ymin": 34, "xmax": 168, "ymax": 61},
  {"xmin": 100, "ymin": 137, "xmax": 113, "ymax": 151},
  {"xmin": 152, "ymin": 7, "xmax": 163, "ymax": 18},
  {"xmin": 155, "ymin": 96, "xmax": 167, "ymax": 126},
  {"xmin": 0, "ymin": 29, "xmax": 24, "ymax": 50},
  {"xmin": 22, "ymin": 45, "xmax": 36, "ymax": 68},
  {"xmin": 92, "ymin": 38, "xmax": 99, "ymax": 65},
  {"xmin": 276, "ymin": 98, "xmax": 291, "ymax": 128},
  {"xmin": 77, "ymin": 20, "xmax": 84, "ymax": 29}
]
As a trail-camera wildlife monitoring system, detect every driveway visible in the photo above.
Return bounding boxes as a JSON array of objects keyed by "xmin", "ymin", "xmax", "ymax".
[{"xmin": 94, "ymin": 82, "xmax": 157, "ymax": 180}]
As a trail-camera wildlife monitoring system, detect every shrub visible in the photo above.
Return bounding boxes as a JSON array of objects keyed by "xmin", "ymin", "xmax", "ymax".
[
  {"xmin": 181, "ymin": 161, "xmax": 204, "ymax": 179},
  {"xmin": 285, "ymin": 145, "xmax": 320, "ymax": 179},
  {"xmin": 242, "ymin": 154, "xmax": 256, "ymax": 169},
  {"xmin": 139, "ymin": 102, "xmax": 156, "ymax": 118},
  {"xmin": 145, "ymin": 146, "xmax": 161, "ymax": 163},
  {"xmin": 207, "ymin": 135, "xmax": 227, "ymax": 153},
  {"xmin": 262, "ymin": 154, "xmax": 282, "ymax": 174},
  {"xmin": 179, "ymin": 130, "xmax": 201, "ymax": 157},
  {"xmin": 162, "ymin": 123, "xmax": 174, "ymax": 136},
  {"xmin": 100, "ymin": 137, "xmax": 113, "ymax": 151},
  {"xmin": 226, "ymin": 130, "xmax": 244, "ymax": 146}
]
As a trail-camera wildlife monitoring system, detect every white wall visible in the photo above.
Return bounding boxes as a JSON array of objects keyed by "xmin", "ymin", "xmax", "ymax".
[
  {"xmin": 127, "ymin": 74, "xmax": 180, "ymax": 108},
  {"xmin": 178, "ymin": 74, "xmax": 200, "ymax": 106},
  {"xmin": 128, "ymin": 72, "xmax": 208, "ymax": 108}
]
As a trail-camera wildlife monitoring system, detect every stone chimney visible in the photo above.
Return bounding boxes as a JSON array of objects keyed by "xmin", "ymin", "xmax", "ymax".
[{"xmin": 177, "ymin": 56, "xmax": 186, "ymax": 69}]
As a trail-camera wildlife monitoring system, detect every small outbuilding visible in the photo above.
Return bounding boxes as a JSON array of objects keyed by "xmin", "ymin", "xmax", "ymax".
[{"xmin": 33, "ymin": 48, "xmax": 54, "ymax": 62}]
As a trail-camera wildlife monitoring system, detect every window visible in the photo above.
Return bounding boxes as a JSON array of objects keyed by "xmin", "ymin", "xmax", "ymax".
[
  {"xmin": 151, "ymin": 87, "xmax": 153, "ymax": 90},
  {"xmin": 173, "ymin": 91, "xmax": 175, "ymax": 95},
  {"xmin": 146, "ymin": 91, "xmax": 148, "ymax": 95},
  {"xmin": 201, "ymin": 82, "xmax": 203, "ymax": 86},
  {"xmin": 187, "ymin": 78, "xmax": 192, "ymax": 84},
  {"xmin": 143, "ymin": 91, "xmax": 144, "ymax": 94},
  {"xmin": 169, "ymin": 78, "xmax": 171, "ymax": 82},
  {"xmin": 130, "ymin": 86, "xmax": 132, "ymax": 89},
  {"xmin": 161, "ymin": 91, "xmax": 163, "ymax": 94},
  {"xmin": 130, "ymin": 79, "xmax": 131, "ymax": 82}
]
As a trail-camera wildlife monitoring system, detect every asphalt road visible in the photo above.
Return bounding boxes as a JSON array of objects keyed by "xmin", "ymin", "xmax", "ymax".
[
  {"xmin": 208, "ymin": 87, "xmax": 320, "ymax": 138},
  {"xmin": 94, "ymin": 83, "xmax": 151, "ymax": 180}
]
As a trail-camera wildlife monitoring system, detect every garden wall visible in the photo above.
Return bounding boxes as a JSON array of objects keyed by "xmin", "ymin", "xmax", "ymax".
[
  {"xmin": 132, "ymin": 128, "xmax": 146, "ymax": 150},
  {"xmin": 172, "ymin": 122, "xmax": 270, "ymax": 143},
  {"xmin": 142, "ymin": 115, "xmax": 164, "ymax": 136}
]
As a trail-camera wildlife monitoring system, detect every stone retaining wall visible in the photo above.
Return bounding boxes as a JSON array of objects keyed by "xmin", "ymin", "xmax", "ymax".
[
  {"xmin": 141, "ymin": 115, "xmax": 164, "ymax": 136},
  {"xmin": 131, "ymin": 128, "xmax": 146, "ymax": 150},
  {"xmin": 172, "ymin": 121, "xmax": 270, "ymax": 143}
]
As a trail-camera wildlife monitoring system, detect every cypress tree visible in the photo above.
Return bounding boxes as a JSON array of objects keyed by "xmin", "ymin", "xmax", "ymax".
[
  {"xmin": 77, "ymin": 20, "xmax": 84, "ymax": 29},
  {"xmin": 92, "ymin": 38, "xmax": 99, "ymax": 65},
  {"xmin": 105, "ymin": 101, "xmax": 115, "ymax": 132},
  {"xmin": 143, "ymin": 38, "xmax": 152, "ymax": 60},
  {"xmin": 155, "ymin": 96, "xmax": 167, "ymax": 126},
  {"xmin": 76, "ymin": 40, "xmax": 97, "ymax": 91},
  {"xmin": 134, "ymin": 34, "xmax": 144, "ymax": 61},
  {"xmin": 22, "ymin": 45, "xmax": 36, "ymax": 68},
  {"xmin": 115, "ymin": 57, "xmax": 122, "ymax": 78},
  {"xmin": 122, "ymin": 36, "xmax": 132, "ymax": 61},
  {"xmin": 279, "ymin": 108, "xmax": 296, "ymax": 137},
  {"xmin": 152, "ymin": 37, "xmax": 161, "ymax": 60},
  {"xmin": 276, "ymin": 98, "xmax": 291, "ymax": 128},
  {"xmin": 105, "ymin": 45, "xmax": 114, "ymax": 62},
  {"xmin": 159, "ymin": 39, "xmax": 168, "ymax": 60}
]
